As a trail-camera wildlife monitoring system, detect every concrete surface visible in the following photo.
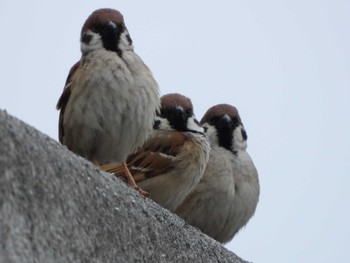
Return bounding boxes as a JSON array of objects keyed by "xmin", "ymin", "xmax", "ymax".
[{"xmin": 0, "ymin": 110, "xmax": 248, "ymax": 263}]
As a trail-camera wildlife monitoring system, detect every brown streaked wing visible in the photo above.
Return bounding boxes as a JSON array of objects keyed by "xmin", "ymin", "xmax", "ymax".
[
  {"xmin": 102, "ymin": 130, "xmax": 187, "ymax": 183},
  {"xmin": 56, "ymin": 61, "xmax": 80, "ymax": 143}
]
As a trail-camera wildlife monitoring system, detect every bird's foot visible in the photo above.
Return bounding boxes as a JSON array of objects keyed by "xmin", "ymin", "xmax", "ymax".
[{"xmin": 122, "ymin": 162, "xmax": 150, "ymax": 197}]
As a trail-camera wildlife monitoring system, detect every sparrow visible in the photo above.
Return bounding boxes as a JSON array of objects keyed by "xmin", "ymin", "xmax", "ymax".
[
  {"xmin": 56, "ymin": 8, "xmax": 160, "ymax": 194},
  {"xmin": 102, "ymin": 93, "xmax": 211, "ymax": 211},
  {"xmin": 175, "ymin": 104, "xmax": 260, "ymax": 243}
]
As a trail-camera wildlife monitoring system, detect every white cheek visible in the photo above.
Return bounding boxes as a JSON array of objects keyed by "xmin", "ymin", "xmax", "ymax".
[
  {"xmin": 233, "ymin": 126, "xmax": 247, "ymax": 150},
  {"xmin": 187, "ymin": 116, "xmax": 204, "ymax": 133},
  {"xmin": 118, "ymin": 30, "xmax": 134, "ymax": 51},
  {"xmin": 155, "ymin": 116, "xmax": 172, "ymax": 130},
  {"xmin": 204, "ymin": 124, "xmax": 219, "ymax": 146},
  {"xmin": 80, "ymin": 31, "xmax": 103, "ymax": 54}
]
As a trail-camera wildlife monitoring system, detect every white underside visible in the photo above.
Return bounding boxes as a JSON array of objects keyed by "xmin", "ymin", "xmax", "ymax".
[
  {"xmin": 138, "ymin": 131, "xmax": 210, "ymax": 212},
  {"xmin": 63, "ymin": 49, "xmax": 159, "ymax": 163},
  {"xmin": 175, "ymin": 145, "xmax": 260, "ymax": 243}
]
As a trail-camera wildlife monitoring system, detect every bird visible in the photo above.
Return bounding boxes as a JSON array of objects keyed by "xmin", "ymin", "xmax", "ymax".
[
  {"xmin": 56, "ymin": 8, "xmax": 160, "ymax": 194},
  {"xmin": 175, "ymin": 104, "xmax": 260, "ymax": 243},
  {"xmin": 102, "ymin": 93, "xmax": 211, "ymax": 211}
]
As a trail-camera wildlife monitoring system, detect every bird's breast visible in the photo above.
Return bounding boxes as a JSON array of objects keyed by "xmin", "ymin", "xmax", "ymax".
[{"xmin": 62, "ymin": 51, "xmax": 158, "ymax": 163}]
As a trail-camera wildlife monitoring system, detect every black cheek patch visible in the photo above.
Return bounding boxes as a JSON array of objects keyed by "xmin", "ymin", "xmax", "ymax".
[
  {"xmin": 81, "ymin": 33, "xmax": 93, "ymax": 44},
  {"xmin": 241, "ymin": 129, "xmax": 248, "ymax": 141},
  {"xmin": 126, "ymin": 34, "xmax": 133, "ymax": 46},
  {"xmin": 153, "ymin": 120, "xmax": 161, "ymax": 129}
]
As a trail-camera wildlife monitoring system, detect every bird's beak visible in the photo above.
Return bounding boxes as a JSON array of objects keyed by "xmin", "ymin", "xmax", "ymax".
[
  {"xmin": 175, "ymin": 106, "xmax": 186, "ymax": 122},
  {"xmin": 218, "ymin": 114, "xmax": 233, "ymax": 129}
]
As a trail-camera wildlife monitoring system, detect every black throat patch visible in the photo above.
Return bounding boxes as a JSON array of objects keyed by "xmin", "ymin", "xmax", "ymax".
[
  {"xmin": 161, "ymin": 109, "xmax": 189, "ymax": 132},
  {"xmin": 217, "ymin": 125, "xmax": 236, "ymax": 154},
  {"xmin": 211, "ymin": 116, "xmax": 240, "ymax": 154},
  {"xmin": 92, "ymin": 22, "xmax": 126, "ymax": 56}
]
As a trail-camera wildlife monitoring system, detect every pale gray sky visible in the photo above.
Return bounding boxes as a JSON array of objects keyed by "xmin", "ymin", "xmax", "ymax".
[{"xmin": 1, "ymin": 1, "xmax": 349, "ymax": 262}]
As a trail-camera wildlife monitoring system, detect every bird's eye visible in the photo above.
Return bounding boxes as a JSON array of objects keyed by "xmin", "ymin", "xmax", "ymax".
[
  {"xmin": 209, "ymin": 117, "xmax": 219, "ymax": 125},
  {"xmin": 185, "ymin": 109, "xmax": 192, "ymax": 117}
]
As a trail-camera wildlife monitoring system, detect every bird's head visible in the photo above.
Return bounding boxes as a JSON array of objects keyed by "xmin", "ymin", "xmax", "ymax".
[
  {"xmin": 153, "ymin": 93, "xmax": 204, "ymax": 134},
  {"xmin": 80, "ymin": 8, "xmax": 133, "ymax": 56},
  {"xmin": 200, "ymin": 104, "xmax": 247, "ymax": 153}
]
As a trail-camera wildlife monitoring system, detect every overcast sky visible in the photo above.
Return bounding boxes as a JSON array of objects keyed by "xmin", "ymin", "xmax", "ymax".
[{"xmin": 1, "ymin": 1, "xmax": 349, "ymax": 262}]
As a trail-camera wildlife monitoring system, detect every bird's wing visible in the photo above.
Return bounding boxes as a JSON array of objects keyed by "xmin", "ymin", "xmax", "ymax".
[
  {"xmin": 101, "ymin": 130, "xmax": 187, "ymax": 183},
  {"xmin": 56, "ymin": 61, "xmax": 80, "ymax": 143}
]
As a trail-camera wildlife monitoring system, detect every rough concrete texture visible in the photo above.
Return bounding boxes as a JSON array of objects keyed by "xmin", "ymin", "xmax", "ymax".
[{"xmin": 0, "ymin": 110, "xmax": 248, "ymax": 263}]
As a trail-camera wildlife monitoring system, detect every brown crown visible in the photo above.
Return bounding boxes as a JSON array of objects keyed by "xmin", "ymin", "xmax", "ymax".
[
  {"xmin": 200, "ymin": 104, "xmax": 241, "ymax": 124},
  {"xmin": 161, "ymin": 93, "xmax": 193, "ymax": 113},
  {"xmin": 82, "ymin": 8, "xmax": 125, "ymax": 32}
]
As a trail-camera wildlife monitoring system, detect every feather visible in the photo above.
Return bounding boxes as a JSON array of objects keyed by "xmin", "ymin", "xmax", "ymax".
[
  {"xmin": 56, "ymin": 61, "xmax": 80, "ymax": 143},
  {"xmin": 101, "ymin": 129, "xmax": 187, "ymax": 183}
]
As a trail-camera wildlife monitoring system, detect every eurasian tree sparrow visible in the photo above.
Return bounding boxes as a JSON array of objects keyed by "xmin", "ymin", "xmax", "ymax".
[
  {"xmin": 175, "ymin": 104, "xmax": 260, "ymax": 243},
  {"xmin": 56, "ymin": 9, "xmax": 160, "ymax": 193},
  {"xmin": 102, "ymin": 93, "xmax": 210, "ymax": 211}
]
